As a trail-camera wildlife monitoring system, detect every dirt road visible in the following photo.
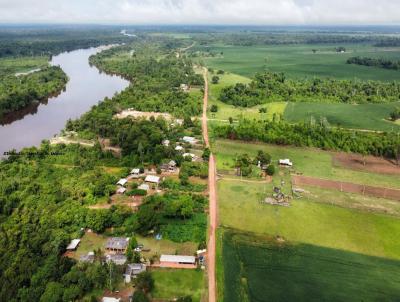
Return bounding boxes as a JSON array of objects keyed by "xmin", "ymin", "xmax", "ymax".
[{"xmin": 202, "ymin": 68, "xmax": 217, "ymax": 302}]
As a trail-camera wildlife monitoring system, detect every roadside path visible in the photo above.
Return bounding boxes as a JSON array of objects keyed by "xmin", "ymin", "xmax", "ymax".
[{"xmin": 202, "ymin": 67, "xmax": 217, "ymax": 302}]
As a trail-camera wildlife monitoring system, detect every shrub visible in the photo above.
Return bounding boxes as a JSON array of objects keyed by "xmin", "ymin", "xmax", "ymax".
[
  {"xmin": 127, "ymin": 189, "xmax": 147, "ymax": 196},
  {"xmin": 266, "ymin": 164, "xmax": 276, "ymax": 176}
]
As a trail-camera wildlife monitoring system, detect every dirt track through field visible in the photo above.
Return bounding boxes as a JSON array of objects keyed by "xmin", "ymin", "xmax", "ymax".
[
  {"xmin": 292, "ymin": 175, "xmax": 400, "ymax": 201},
  {"xmin": 202, "ymin": 68, "xmax": 217, "ymax": 302}
]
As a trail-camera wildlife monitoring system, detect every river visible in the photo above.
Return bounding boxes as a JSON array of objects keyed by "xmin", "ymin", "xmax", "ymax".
[{"xmin": 0, "ymin": 47, "xmax": 130, "ymax": 156}]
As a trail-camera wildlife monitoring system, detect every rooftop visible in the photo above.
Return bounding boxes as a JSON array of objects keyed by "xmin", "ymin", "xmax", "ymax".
[
  {"xmin": 105, "ymin": 237, "xmax": 129, "ymax": 250},
  {"xmin": 145, "ymin": 175, "xmax": 160, "ymax": 183},
  {"xmin": 66, "ymin": 239, "xmax": 81, "ymax": 250},
  {"xmin": 160, "ymin": 254, "xmax": 196, "ymax": 264},
  {"xmin": 131, "ymin": 168, "xmax": 140, "ymax": 174},
  {"xmin": 117, "ymin": 179, "xmax": 128, "ymax": 186}
]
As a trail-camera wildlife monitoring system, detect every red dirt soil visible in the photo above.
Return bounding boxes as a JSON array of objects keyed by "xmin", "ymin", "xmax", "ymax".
[
  {"xmin": 333, "ymin": 152, "xmax": 400, "ymax": 175},
  {"xmin": 292, "ymin": 175, "xmax": 400, "ymax": 201}
]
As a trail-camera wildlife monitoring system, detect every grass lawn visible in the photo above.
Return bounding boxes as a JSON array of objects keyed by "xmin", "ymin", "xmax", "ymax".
[
  {"xmin": 136, "ymin": 235, "xmax": 198, "ymax": 259},
  {"xmin": 284, "ymin": 102, "xmax": 400, "ymax": 132},
  {"xmin": 207, "ymin": 71, "xmax": 287, "ymax": 122},
  {"xmin": 217, "ymin": 178, "xmax": 400, "ymax": 260},
  {"xmin": 73, "ymin": 232, "xmax": 107, "ymax": 259},
  {"xmin": 152, "ymin": 269, "xmax": 205, "ymax": 302},
  {"xmin": 222, "ymin": 230, "xmax": 400, "ymax": 302},
  {"xmin": 198, "ymin": 43, "xmax": 400, "ymax": 80},
  {"xmin": 0, "ymin": 56, "xmax": 49, "ymax": 76},
  {"xmin": 213, "ymin": 139, "xmax": 400, "ymax": 189}
]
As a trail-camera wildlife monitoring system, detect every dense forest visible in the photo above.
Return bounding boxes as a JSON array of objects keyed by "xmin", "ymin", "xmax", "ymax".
[
  {"xmin": 0, "ymin": 66, "xmax": 68, "ymax": 120},
  {"xmin": 347, "ymin": 56, "xmax": 400, "ymax": 70},
  {"xmin": 212, "ymin": 119, "xmax": 400, "ymax": 160},
  {"xmin": 219, "ymin": 72, "xmax": 400, "ymax": 107}
]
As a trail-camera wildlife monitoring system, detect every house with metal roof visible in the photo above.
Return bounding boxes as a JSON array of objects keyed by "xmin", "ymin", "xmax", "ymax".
[
  {"xmin": 124, "ymin": 263, "xmax": 147, "ymax": 283},
  {"xmin": 106, "ymin": 254, "xmax": 127, "ymax": 265},
  {"xmin": 105, "ymin": 237, "xmax": 129, "ymax": 254},
  {"xmin": 116, "ymin": 178, "xmax": 128, "ymax": 186},
  {"xmin": 145, "ymin": 175, "xmax": 160, "ymax": 184},
  {"xmin": 66, "ymin": 239, "xmax": 81, "ymax": 251},
  {"xmin": 159, "ymin": 254, "xmax": 197, "ymax": 269},
  {"xmin": 182, "ymin": 136, "xmax": 198, "ymax": 144}
]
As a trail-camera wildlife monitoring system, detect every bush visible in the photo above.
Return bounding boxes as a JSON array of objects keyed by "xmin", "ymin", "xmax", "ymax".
[
  {"xmin": 211, "ymin": 76, "xmax": 220, "ymax": 84},
  {"xmin": 210, "ymin": 104, "xmax": 218, "ymax": 112},
  {"xmin": 127, "ymin": 189, "xmax": 147, "ymax": 196},
  {"xmin": 266, "ymin": 164, "xmax": 276, "ymax": 176}
]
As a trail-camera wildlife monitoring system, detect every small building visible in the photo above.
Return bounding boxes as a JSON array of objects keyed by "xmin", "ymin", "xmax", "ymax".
[
  {"xmin": 80, "ymin": 252, "xmax": 95, "ymax": 263},
  {"xmin": 279, "ymin": 159, "xmax": 293, "ymax": 167},
  {"xmin": 180, "ymin": 83, "xmax": 189, "ymax": 92},
  {"xmin": 105, "ymin": 237, "xmax": 129, "ymax": 254},
  {"xmin": 138, "ymin": 183, "xmax": 150, "ymax": 192},
  {"xmin": 175, "ymin": 145, "xmax": 184, "ymax": 152},
  {"xmin": 116, "ymin": 187, "xmax": 126, "ymax": 194},
  {"xmin": 116, "ymin": 178, "xmax": 128, "ymax": 186},
  {"xmin": 130, "ymin": 168, "xmax": 140, "ymax": 178},
  {"xmin": 159, "ymin": 254, "xmax": 197, "ymax": 269},
  {"xmin": 145, "ymin": 175, "xmax": 160, "ymax": 184},
  {"xmin": 124, "ymin": 263, "xmax": 147, "ymax": 283},
  {"xmin": 182, "ymin": 136, "xmax": 198, "ymax": 144},
  {"xmin": 106, "ymin": 254, "xmax": 127, "ymax": 265},
  {"xmin": 162, "ymin": 139, "xmax": 170, "ymax": 147},
  {"xmin": 66, "ymin": 239, "xmax": 81, "ymax": 251},
  {"xmin": 160, "ymin": 160, "xmax": 177, "ymax": 172},
  {"xmin": 196, "ymin": 249, "xmax": 207, "ymax": 257},
  {"xmin": 102, "ymin": 298, "xmax": 120, "ymax": 302}
]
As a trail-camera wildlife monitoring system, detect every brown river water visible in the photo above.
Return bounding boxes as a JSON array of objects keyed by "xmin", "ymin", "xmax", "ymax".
[{"xmin": 0, "ymin": 46, "xmax": 130, "ymax": 156}]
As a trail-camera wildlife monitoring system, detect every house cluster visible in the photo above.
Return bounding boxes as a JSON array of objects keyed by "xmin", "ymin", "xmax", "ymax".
[
  {"xmin": 173, "ymin": 136, "xmax": 201, "ymax": 162},
  {"xmin": 116, "ymin": 172, "xmax": 162, "ymax": 195}
]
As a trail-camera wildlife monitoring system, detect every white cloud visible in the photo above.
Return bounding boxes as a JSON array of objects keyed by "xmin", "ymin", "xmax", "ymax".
[{"xmin": 0, "ymin": 0, "xmax": 399, "ymax": 25}]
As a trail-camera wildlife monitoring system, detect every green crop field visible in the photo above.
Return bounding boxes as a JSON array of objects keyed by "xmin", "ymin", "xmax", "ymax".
[
  {"xmin": 213, "ymin": 139, "xmax": 400, "ymax": 189},
  {"xmin": 222, "ymin": 231, "xmax": 400, "ymax": 302},
  {"xmin": 197, "ymin": 43, "xmax": 400, "ymax": 80},
  {"xmin": 284, "ymin": 102, "xmax": 400, "ymax": 132},
  {"xmin": 152, "ymin": 269, "xmax": 205, "ymax": 302},
  {"xmin": 0, "ymin": 56, "xmax": 49, "ymax": 76}
]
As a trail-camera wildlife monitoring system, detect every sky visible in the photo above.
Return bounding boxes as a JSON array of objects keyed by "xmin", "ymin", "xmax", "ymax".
[{"xmin": 1, "ymin": 0, "xmax": 400, "ymax": 25}]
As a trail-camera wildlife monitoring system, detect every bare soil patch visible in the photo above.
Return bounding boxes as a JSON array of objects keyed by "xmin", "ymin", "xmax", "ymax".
[
  {"xmin": 292, "ymin": 175, "xmax": 400, "ymax": 201},
  {"xmin": 333, "ymin": 152, "xmax": 400, "ymax": 175}
]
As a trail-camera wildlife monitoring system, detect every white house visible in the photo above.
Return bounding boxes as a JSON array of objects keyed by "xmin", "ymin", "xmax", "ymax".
[
  {"xmin": 279, "ymin": 159, "xmax": 293, "ymax": 167},
  {"xmin": 145, "ymin": 175, "xmax": 160, "ymax": 184},
  {"xmin": 130, "ymin": 168, "xmax": 140, "ymax": 178},
  {"xmin": 116, "ymin": 179, "xmax": 128, "ymax": 186},
  {"xmin": 138, "ymin": 183, "xmax": 150, "ymax": 191},
  {"xmin": 66, "ymin": 239, "xmax": 81, "ymax": 251},
  {"xmin": 182, "ymin": 136, "xmax": 198, "ymax": 144}
]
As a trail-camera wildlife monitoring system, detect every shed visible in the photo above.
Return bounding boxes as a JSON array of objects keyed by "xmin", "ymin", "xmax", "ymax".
[
  {"xmin": 66, "ymin": 239, "xmax": 81, "ymax": 251},
  {"xmin": 279, "ymin": 159, "xmax": 293, "ymax": 167},
  {"xmin": 116, "ymin": 179, "xmax": 128, "ymax": 186},
  {"xmin": 182, "ymin": 136, "xmax": 198, "ymax": 144},
  {"xmin": 124, "ymin": 263, "xmax": 147, "ymax": 283},
  {"xmin": 145, "ymin": 175, "xmax": 160, "ymax": 184},
  {"xmin": 159, "ymin": 254, "xmax": 196, "ymax": 269},
  {"xmin": 106, "ymin": 254, "xmax": 127, "ymax": 265}
]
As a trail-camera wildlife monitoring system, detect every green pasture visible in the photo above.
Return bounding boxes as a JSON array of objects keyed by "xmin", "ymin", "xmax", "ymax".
[
  {"xmin": 198, "ymin": 43, "xmax": 400, "ymax": 80},
  {"xmin": 213, "ymin": 139, "xmax": 400, "ymax": 189},
  {"xmin": 152, "ymin": 269, "xmax": 205, "ymax": 302},
  {"xmin": 284, "ymin": 102, "xmax": 400, "ymax": 132},
  {"xmin": 217, "ymin": 179, "xmax": 400, "ymax": 260},
  {"xmin": 222, "ymin": 231, "xmax": 400, "ymax": 302}
]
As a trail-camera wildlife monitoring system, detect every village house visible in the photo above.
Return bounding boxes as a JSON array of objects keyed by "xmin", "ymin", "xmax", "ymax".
[
  {"xmin": 116, "ymin": 187, "xmax": 126, "ymax": 194},
  {"xmin": 102, "ymin": 298, "xmax": 120, "ymax": 302},
  {"xmin": 106, "ymin": 254, "xmax": 127, "ymax": 265},
  {"xmin": 182, "ymin": 136, "xmax": 198, "ymax": 144},
  {"xmin": 160, "ymin": 160, "xmax": 177, "ymax": 172},
  {"xmin": 145, "ymin": 175, "xmax": 160, "ymax": 185},
  {"xmin": 130, "ymin": 168, "xmax": 141, "ymax": 178},
  {"xmin": 138, "ymin": 183, "xmax": 150, "ymax": 192},
  {"xmin": 124, "ymin": 263, "xmax": 147, "ymax": 283},
  {"xmin": 66, "ymin": 239, "xmax": 81, "ymax": 251},
  {"xmin": 105, "ymin": 237, "xmax": 129, "ymax": 254},
  {"xmin": 159, "ymin": 254, "xmax": 197, "ymax": 269},
  {"xmin": 279, "ymin": 159, "xmax": 293, "ymax": 167},
  {"xmin": 80, "ymin": 252, "xmax": 95, "ymax": 263},
  {"xmin": 116, "ymin": 178, "xmax": 128, "ymax": 186},
  {"xmin": 175, "ymin": 145, "xmax": 184, "ymax": 152}
]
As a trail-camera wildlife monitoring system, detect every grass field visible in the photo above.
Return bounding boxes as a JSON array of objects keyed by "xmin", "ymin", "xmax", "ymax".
[
  {"xmin": 222, "ymin": 231, "xmax": 400, "ymax": 302},
  {"xmin": 152, "ymin": 269, "xmax": 205, "ymax": 302},
  {"xmin": 284, "ymin": 102, "xmax": 400, "ymax": 132},
  {"xmin": 0, "ymin": 56, "xmax": 49, "ymax": 76},
  {"xmin": 207, "ymin": 71, "xmax": 287, "ymax": 121},
  {"xmin": 197, "ymin": 43, "xmax": 400, "ymax": 80},
  {"xmin": 213, "ymin": 139, "xmax": 400, "ymax": 189}
]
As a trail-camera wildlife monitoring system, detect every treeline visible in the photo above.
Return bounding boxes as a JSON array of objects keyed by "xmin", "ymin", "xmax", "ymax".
[
  {"xmin": 219, "ymin": 72, "xmax": 400, "ymax": 107},
  {"xmin": 347, "ymin": 56, "xmax": 400, "ymax": 70},
  {"xmin": 0, "ymin": 66, "xmax": 68, "ymax": 120},
  {"xmin": 212, "ymin": 119, "xmax": 400, "ymax": 159}
]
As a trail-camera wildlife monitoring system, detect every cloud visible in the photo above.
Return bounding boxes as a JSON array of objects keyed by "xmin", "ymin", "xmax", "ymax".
[{"xmin": 0, "ymin": 0, "xmax": 399, "ymax": 25}]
